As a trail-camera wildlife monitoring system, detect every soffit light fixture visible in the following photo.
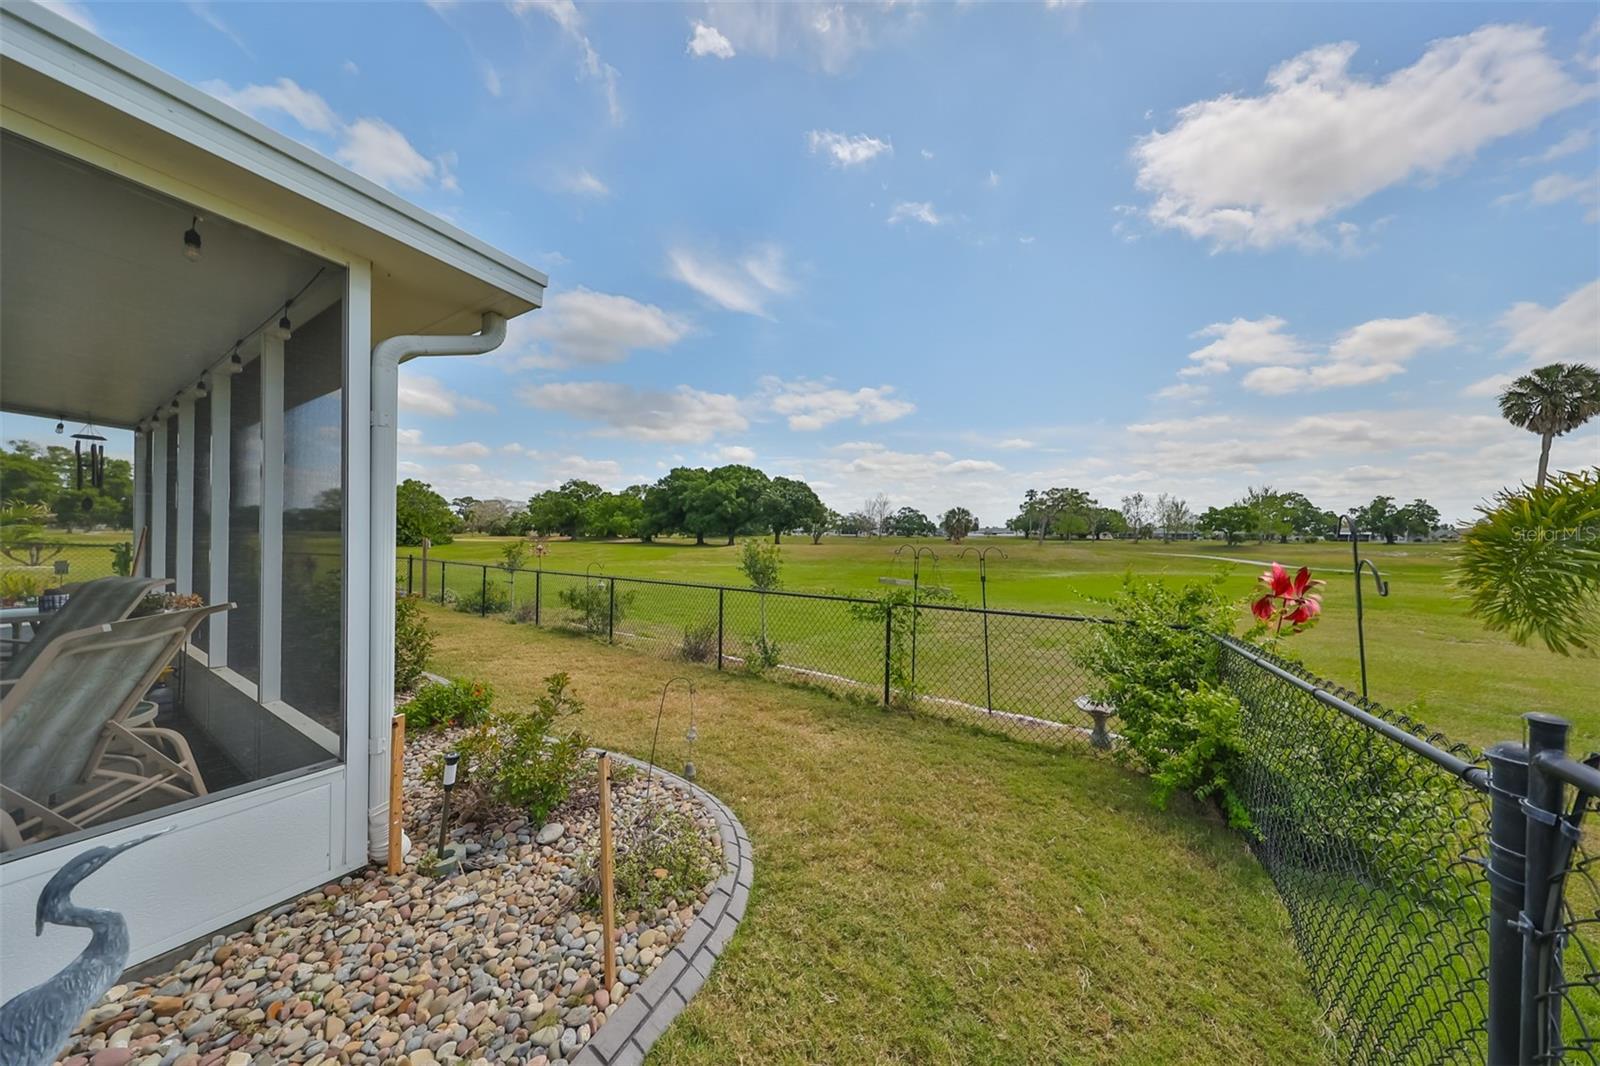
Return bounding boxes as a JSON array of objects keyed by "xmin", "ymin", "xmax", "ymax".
[{"xmin": 183, "ymin": 216, "xmax": 202, "ymax": 261}]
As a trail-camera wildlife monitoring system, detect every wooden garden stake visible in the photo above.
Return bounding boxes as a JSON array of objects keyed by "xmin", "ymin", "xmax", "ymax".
[
  {"xmin": 130, "ymin": 526, "xmax": 148, "ymax": 577},
  {"xmin": 598, "ymin": 752, "xmax": 618, "ymax": 991},
  {"xmin": 387, "ymin": 713, "xmax": 405, "ymax": 875}
]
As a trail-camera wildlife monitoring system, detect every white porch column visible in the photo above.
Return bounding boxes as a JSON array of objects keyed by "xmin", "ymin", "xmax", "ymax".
[
  {"xmin": 208, "ymin": 368, "xmax": 232, "ymax": 661},
  {"xmin": 132, "ymin": 425, "xmax": 148, "ymax": 576},
  {"xmin": 175, "ymin": 396, "xmax": 195, "ymax": 595},
  {"xmin": 259, "ymin": 335, "xmax": 284, "ymax": 706},
  {"xmin": 150, "ymin": 418, "xmax": 168, "ymax": 580},
  {"xmin": 344, "ymin": 261, "xmax": 373, "ymax": 870}
]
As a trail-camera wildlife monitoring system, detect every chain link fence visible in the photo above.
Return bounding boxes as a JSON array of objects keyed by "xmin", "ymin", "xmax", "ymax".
[
  {"xmin": 399, "ymin": 554, "xmax": 1600, "ymax": 1063},
  {"xmin": 0, "ymin": 539, "xmax": 131, "ymax": 600},
  {"xmin": 398, "ymin": 556, "xmax": 1108, "ymax": 746}
]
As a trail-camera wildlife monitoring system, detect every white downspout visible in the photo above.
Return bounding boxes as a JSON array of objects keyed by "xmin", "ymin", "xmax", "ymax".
[{"xmin": 367, "ymin": 312, "xmax": 506, "ymax": 861}]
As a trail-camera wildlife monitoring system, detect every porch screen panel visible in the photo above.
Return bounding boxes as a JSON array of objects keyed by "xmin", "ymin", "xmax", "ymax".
[
  {"xmin": 139, "ymin": 430, "xmax": 152, "ymax": 577},
  {"xmin": 164, "ymin": 415, "xmax": 178, "ymax": 582},
  {"xmin": 280, "ymin": 302, "xmax": 344, "ymax": 734},
  {"xmin": 192, "ymin": 395, "xmax": 211, "ymax": 652},
  {"xmin": 228, "ymin": 357, "xmax": 262, "ymax": 683}
]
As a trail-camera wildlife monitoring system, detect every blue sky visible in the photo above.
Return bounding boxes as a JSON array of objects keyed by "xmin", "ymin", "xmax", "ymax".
[{"xmin": 18, "ymin": 0, "xmax": 1600, "ymax": 524}]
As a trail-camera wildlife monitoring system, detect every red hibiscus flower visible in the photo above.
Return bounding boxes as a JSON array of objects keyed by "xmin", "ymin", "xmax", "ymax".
[{"xmin": 1252, "ymin": 563, "xmax": 1324, "ymax": 635}]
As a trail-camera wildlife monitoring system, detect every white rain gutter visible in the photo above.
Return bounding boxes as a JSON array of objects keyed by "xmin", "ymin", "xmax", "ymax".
[{"xmin": 367, "ymin": 312, "xmax": 506, "ymax": 861}]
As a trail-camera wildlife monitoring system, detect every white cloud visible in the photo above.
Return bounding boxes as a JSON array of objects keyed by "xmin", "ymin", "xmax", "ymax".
[
  {"xmin": 986, "ymin": 170, "xmax": 1001, "ymax": 188},
  {"xmin": 1156, "ymin": 382, "xmax": 1210, "ymax": 402},
  {"xmin": 1134, "ymin": 25, "xmax": 1589, "ymax": 249},
  {"xmin": 398, "ymin": 372, "xmax": 497, "ymax": 417},
  {"xmin": 188, "ymin": 2, "xmax": 253, "ymax": 56},
  {"xmin": 760, "ymin": 377, "xmax": 916, "ymax": 430},
  {"xmin": 561, "ymin": 169, "xmax": 611, "ymax": 197},
  {"xmin": 668, "ymin": 244, "xmax": 793, "ymax": 316},
  {"xmin": 1463, "ymin": 372, "xmax": 1517, "ymax": 398},
  {"xmin": 1185, "ymin": 316, "xmax": 1310, "ymax": 374},
  {"xmin": 397, "ymin": 429, "xmax": 492, "ymax": 459},
  {"xmin": 508, "ymin": 288, "xmax": 690, "ymax": 368},
  {"xmin": 518, "ymin": 382, "xmax": 748, "ymax": 443},
  {"xmin": 920, "ymin": 148, "xmax": 934, "ymax": 160},
  {"xmin": 1520, "ymin": 128, "xmax": 1594, "ymax": 164},
  {"xmin": 336, "ymin": 117, "xmax": 438, "ymax": 191},
  {"xmin": 687, "ymin": 21, "xmax": 736, "ymax": 59},
  {"xmin": 342, "ymin": 59, "xmax": 360, "ymax": 76},
  {"xmin": 482, "ymin": 63, "xmax": 503, "ymax": 97},
  {"xmin": 997, "ymin": 438, "xmax": 1036, "ymax": 450},
  {"xmin": 38, "ymin": 1, "xmax": 96, "ymax": 32},
  {"xmin": 201, "ymin": 77, "xmax": 340, "ymax": 133},
  {"xmin": 714, "ymin": 444, "xmax": 757, "ymax": 463},
  {"xmin": 1498, "ymin": 279, "xmax": 1600, "ymax": 363},
  {"xmin": 807, "ymin": 129, "xmax": 893, "ymax": 167},
  {"xmin": 697, "ymin": 1, "xmax": 905, "ymax": 74},
  {"xmin": 513, "ymin": 0, "xmax": 622, "ymax": 123},
  {"xmin": 887, "ymin": 201, "xmax": 944, "ymax": 226},
  {"xmin": 1241, "ymin": 313, "xmax": 1457, "ymax": 393},
  {"xmin": 200, "ymin": 78, "xmax": 456, "ymax": 194}
]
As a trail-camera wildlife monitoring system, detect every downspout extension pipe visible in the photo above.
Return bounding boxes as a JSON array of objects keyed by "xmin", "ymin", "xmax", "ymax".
[{"xmin": 367, "ymin": 312, "xmax": 506, "ymax": 862}]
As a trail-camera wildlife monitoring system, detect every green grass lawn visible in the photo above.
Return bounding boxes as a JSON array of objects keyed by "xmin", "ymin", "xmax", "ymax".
[
  {"xmin": 413, "ymin": 535, "xmax": 1596, "ymax": 751},
  {"xmin": 423, "ymin": 605, "xmax": 1333, "ymax": 1065}
]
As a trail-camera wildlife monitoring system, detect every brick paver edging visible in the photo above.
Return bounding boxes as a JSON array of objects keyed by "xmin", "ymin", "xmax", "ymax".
[{"xmin": 569, "ymin": 753, "xmax": 753, "ymax": 1066}]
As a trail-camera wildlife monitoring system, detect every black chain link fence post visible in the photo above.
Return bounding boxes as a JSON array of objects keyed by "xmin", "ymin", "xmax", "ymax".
[
  {"xmin": 480, "ymin": 563, "xmax": 488, "ymax": 617},
  {"xmin": 882, "ymin": 602, "xmax": 892, "ymax": 707},
  {"xmin": 406, "ymin": 555, "xmax": 413, "ymax": 596},
  {"xmin": 608, "ymin": 579, "xmax": 616, "ymax": 644},
  {"xmin": 717, "ymin": 587, "xmax": 724, "ymax": 670},
  {"xmin": 1488, "ymin": 740, "xmax": 1530, "ymax": 1066},
  {"xmin": 1522, "ymin": 713, "xmax": 1570, "ymax": 1063},
  {"xmin": 534, "ymin": 569, "xmax": 541, "ymax": 626}
]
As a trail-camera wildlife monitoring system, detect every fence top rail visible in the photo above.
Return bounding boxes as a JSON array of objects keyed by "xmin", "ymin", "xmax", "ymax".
[
  {"xmin": 404, "ymin": 553, "xmax": 1122, "ymax": 622},
  {"xmin": 1533, "ymin": 750, "xmax": 1600, "ymax": 797},
  {"xmin": 1218, "ymin": 634, "xmax": 1490, "ymax": 792}
]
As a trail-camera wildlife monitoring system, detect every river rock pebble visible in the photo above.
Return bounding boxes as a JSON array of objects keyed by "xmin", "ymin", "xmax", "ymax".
[{"xmin": 52, "ymin": 732, "xmax": 722, "ymax": 1065}]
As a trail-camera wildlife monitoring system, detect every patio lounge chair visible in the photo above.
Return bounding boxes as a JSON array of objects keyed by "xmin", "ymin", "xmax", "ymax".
[
  {"xmin": 0, "ymin": 603, "xmax": 230, "ymax": 851},
  {"xmin": 0, "ymin": 575, "xmax": 171, "ymax": 685}
]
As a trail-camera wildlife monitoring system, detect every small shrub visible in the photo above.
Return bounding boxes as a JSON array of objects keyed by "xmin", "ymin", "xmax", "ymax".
[
  {"xmin": 584, "ymin": 805, "xmax": 718, "ymax": 912},
  {"xmin": 455, "ymin": 583, "xmax": 510, "ymax": 615},
  {"xmin": 1084, "ymin": 574, "xmax": 1249, "ymax": 828},
  {"xmin": 110, "ymin": 542, "xmax": 135, "ymax": 576},
  {"xmin": 404, "ymin": 677, "xmax": 493, "ymax": 730},
  {"xmin": 746, "ymin": 633, "xmax": 780, "ymax": 672},
  {"xmin": 680, "ymin": 618, "xmax": 717, "ymax": 662},
  {"xmin": 131, "ymin": 591, "xmax": 205, "ymax": 617},
  {"xmin": 1, "ymin": 570, "xmax": 47, "ymax": 603},
  {"xmin": 443, "ymin": 672, "xmax": 589, "ymax": 822},
  {"xmin": 557, "ymin": 580, "xmax": 635, "ymax": 635},
  {"xmin": 394, "ymin": 595, "xmax": 435, "ymax": 692},
  {"xmin": 509, "ymin": 599, "xmax": 539, "ymax": 625}
]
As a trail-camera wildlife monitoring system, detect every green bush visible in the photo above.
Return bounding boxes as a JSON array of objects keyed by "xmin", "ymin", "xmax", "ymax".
[
  {"xmin": 455, "ymin": 582, "xmax": 510, "ymax": 615},
  {"xmin": 680, "ymin": 618, "xmax": 718, "ymax": 662},
  {"xmin": 585, "ymin": 805, "xmax": 719, "ymax": 912},
  {"xmin": 1084, "ymin": 574, "xmax": 1251, "ymax": 828},
  {"xmin": 557, "ymin": 580, "xmax": 635, "ymax": 635},
  {"xmin": 394, "ymin": 595, "xmax": 435, "ymax": 692},
  {"xmin": 443, "ymin": 672, "xmax": 589, "ymax": 822},
  {"xmin": 404, "ymin": 677, "xmax": 493, "ymax": 730}
]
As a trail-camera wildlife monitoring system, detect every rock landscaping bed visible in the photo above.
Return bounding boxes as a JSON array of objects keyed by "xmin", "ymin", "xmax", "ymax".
[{"xmin": 54, "ymin": 729, "xmax": 724, "ymax": 1066}]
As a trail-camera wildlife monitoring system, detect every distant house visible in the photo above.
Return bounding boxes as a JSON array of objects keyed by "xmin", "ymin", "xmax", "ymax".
[{"xmin": 1, "ymin": 3, "xmax": 546, "ymax": 996}]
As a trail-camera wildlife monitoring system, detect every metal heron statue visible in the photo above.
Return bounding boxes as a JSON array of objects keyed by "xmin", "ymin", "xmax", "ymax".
[
  {"xmin": 893, "ymin": 544, "xmax": 939, "ymax": 685},
  {"xmin": 958, "ymin": 545, "xmax": 1007, "ymax": 710},
  {"xmin": 1335, "ymin": 514, "xmax": 1390, "ymax": 701},
  {"xmin": 0, "ymin": 829, "xmax": 168, "ymax": 1066}
]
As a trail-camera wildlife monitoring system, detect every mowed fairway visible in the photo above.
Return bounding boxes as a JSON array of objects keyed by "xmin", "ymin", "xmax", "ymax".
[{"xmin": 415, "ymin": 535, "xmax": 1597, "ymax": 750}]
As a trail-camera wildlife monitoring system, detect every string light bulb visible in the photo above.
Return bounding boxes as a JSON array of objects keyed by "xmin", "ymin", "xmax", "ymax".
[{"xmin": 183, "ymin": 216, "xmax": 202, "ymax": 261}]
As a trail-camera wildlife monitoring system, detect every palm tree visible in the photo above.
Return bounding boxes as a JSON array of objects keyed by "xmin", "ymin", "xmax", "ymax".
[{"xmin": 1497, "ymin": 362, "xmax": 1600, "ymax": 488}]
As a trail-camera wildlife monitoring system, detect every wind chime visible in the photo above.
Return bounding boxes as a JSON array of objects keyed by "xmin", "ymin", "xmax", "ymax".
[{"xmin": 71, "ymin": 421, "xmax": 108, "ymax": 501}]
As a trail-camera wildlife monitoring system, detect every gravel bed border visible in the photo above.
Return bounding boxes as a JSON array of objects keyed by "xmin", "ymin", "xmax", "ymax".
[{"xmin": 569, "ymin": 754, "xmax": 752, "ymax": 1066}]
